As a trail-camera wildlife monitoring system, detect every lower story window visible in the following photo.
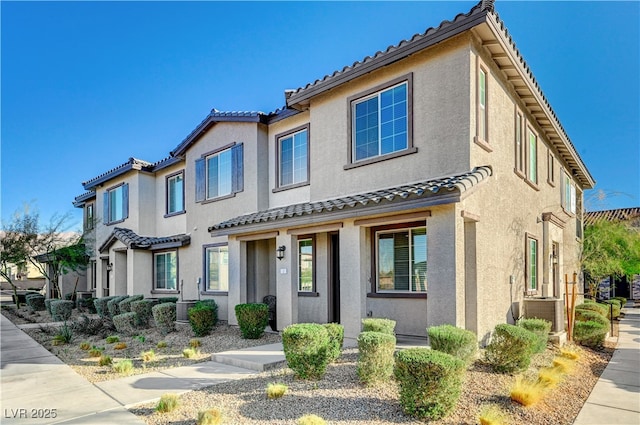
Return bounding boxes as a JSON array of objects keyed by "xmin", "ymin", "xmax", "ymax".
[
  {"xmin": 154, "ymin": 251, "xmax": 177, "ymax": 290},
  {"xmin": 526, "ymin": 236, "xmax": 538, "ymax": 292},
  {"xmin": 376, "ymin": 225, "xmax": 427, "ymax": 293},
  {"xmin": 206, "ymin": 245, "xmax": 228, "ymax": 292},
  {"xmin": 298, "ymin": 238, "xmax": 314, "ymax": 292}
]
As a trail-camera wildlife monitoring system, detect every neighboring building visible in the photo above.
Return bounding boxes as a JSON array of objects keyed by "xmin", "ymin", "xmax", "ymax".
[{"xmin": 73, "ymin": 0, "xmax": 594, "ymax": 342}]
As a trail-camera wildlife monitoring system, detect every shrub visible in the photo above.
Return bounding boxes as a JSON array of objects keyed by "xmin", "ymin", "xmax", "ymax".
[
  {"xmin": 70, "ymin": 314, "xmax": 104, "ymax": 336},
  {"xmin": 158, "ymin": 297, "xmax": 179, "ymax": 304},
  {"xmin": 94, "ymin": 296, "xmax": 116, "ymax": 318},
  {"xmin": 197, "ymin": 408, "xmax": 223, "ymax": 425},
  {"xmin": 576, "ymin": 302, "xmax": 609, "ymax": 317},
  {"xmin": 574, "ymin": 320, "xmax": 608, "ymax": 349},
  {"xmin": 600, "ymin": 300, "xmax": 621, "ymax": 319},
  {"xmin": 361, "ymin": 318, "xmax": 396, "ymax": 335},
  {"xmin": 575, "ymin": 309, "xmax": 610, "ymax": 328},
  {"xmin": 517, "ymin": 318, "xmax": 551, "ymax": 354},
  {"xmin": 112, "ymin": 359, "xmax": 134, "ymax": 375},
  {"xmin": 64, "ymin": 292, "xmax": 77, "ymax": 302},
  {"xmin": 356, "ymin": 331, "xmax": 396, "ymax": 386},
  {"xmin": 114, "ymin": 342, "xmax": 128, "ymax": 350},
  {"xmin": 52, "ymin": 323, "xmax": 74, "ymax": 344},
  {"xmin": 324, "ymin": 323, "xmax": 344, "ymax": 363},
  {"xmin": 235, "ymin": 303, "xmax": 269, "ymax": 339},
  {"xmin": 113, "ymin": 312, "xmax": 137, "ymax": 335},
  {"xmin": 131, "ymin": 300, "xmax": 153, "ymax": 327},
  {"xmin": 485, "ymin": 324, "xmax": 537, "ymax": 373},
  {"xmin": 183, "ymin": 347, "xmax": 199, "ymax": 358},
  {"xmin": 394, "ymin": 348, "xmax": 465, "ymax": 420},
  {"xmin": 141, "ymin": 350, "xmax": 156, "ymax": 362},
  {"xmin": 282, "ymin": 323, "xmax": 330, "ymax": 380},
  {"xmin": 134, "ymin": 335, "xmax": 146, "ymax": 343},
  {"xmin": 107, "ymin": 295, "xmax": 129, "ymax": 317},
  {"xmin": 510, "ymin": 376, "xmax": 546, "ymax": 407},
  {"xmin": 538, "ymin": 367, "xmax": 563, "ymax": 388},
  {"xmin": 119, "ymin": 295, "xmax": 144, "ymax": 313},
  {"xmin": 478, "ymin": 404, "xmax": 508, "ymax": 425},
  {"xmin": 79, "ymin": 341, "xmax": 91, "ymax": 350},
  {"xmin": 266, "ymin": 383, "xmax": 288, "ymax": 399},
  {"xmin": 25, "ymin": 294, "xmax": 46, "ymax": 312},
  {"xmin": 50, "ymin": 300, "xmax": 75, "ymax": 321},
  {"xmin": 298, "ymin": 415, "xmax": 326, "ymax": 425},
  {"xmin": 427, "ymin": 324, "xmax": 477, "ymax": 366},
  {"xmin": 188, "ymin": 302, "xmax": 218, "ymax": 337},
  {"xmin": 612, "ymin": 296, "xmax": 627, "ymax": 306},
  {"xmin": 152, "ymin": 302, "xmax": 177, "ymax": 335},
  {"xmin": 98, "ymin": 355, "xmax": 112, "ymax": 366},
  {"xmin": 44, "ymin": 298, "xmax": 54, "ymax": 315},
  {"xmin": 77, "ymin": 297, "xmax": 97, "ymax": 314},
  {"xmin": 88, "ymin": 346, "xmax": 104, "ymax": 357},
  {"xmin": 156, "ymin": 393, "xmax": 180, "ymax": 413},
  {"xmin": 189, "ymin": 338, "xmax": 201, "ymax": 348},
  {"xmin": 106, "ymin": 335, "xmax": 120, "ymax": 344},
  {"xmin": 157, "ymin": 341, "xmax": 168, "ymax": 349}
]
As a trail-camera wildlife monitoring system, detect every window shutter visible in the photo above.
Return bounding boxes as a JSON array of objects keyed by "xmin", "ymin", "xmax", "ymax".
[
  {"xmin": 232, "ymin": 143, "xmax": 244, "ymax": 193},
  {"xmin": 195, "ymin": 158, "xmax": 205, "ymax": 202},
  {"xmin": 122, "ymin": 183, "xmax": 129, "ymax": 220},
  {"xmin": 103, "ymin": 192, "xmax": 110, "ymax": 224}
]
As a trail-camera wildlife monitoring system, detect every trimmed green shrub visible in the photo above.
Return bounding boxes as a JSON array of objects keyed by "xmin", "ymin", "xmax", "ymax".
[
  {"xmin": 576, "ymin": 302, "xmax": 609, "ymax": 317},
  {"xmin": 517, "ymin": 318, "xmax": 551, "ymax": 354},
  {"xmin": 25, "ymin": 294, "xmax": 46, "ymax": 312},
  {"xmin": 357, "ymin": 331, "xmax": 396, "ymax": 386},
  {"xmin": 485, "ymin": 323, "xmax": 537, "ymax": 373},
  {"xmin": 64, "ymin": 292, "xmax": 77, "ymax": 302},
  {"xmin": 152, "ymin": 302, "xmax": 176, "ymax": 335},
  {"xmin": 362, "ymin": 317, "xmax": 396, "ymax": 335},
  {"xmin": 131, "ymin": 300, "xmax": 153, "ymax": 327},
  {"xmin": 612, "ymin": 296, "xmax": 627, "ymax": 307},
  {"xmin": 427, "ymin": 324, "xmax": 478, "ymax": 366},
  {"xmin": 574, "ymin": 320, "xmax": 608, "ymax": 348},
  {"xmin": 600, "ymin": 300, "xmax": 621, "ymax": 319},
  {"xmin": 44, "ymin": 298, "xmax": 54, "ymax": 315},
  {"xmin": 50, "ymin": 300, "xmax": 75, "ymax": 321},
  {"xmin": 575, "ymin": 309, "xmax": 610, "ymax": 328},
  {"xmin": 76, "ymin": 297, "xmax": 97, "ymax": 314},
  {"xmin": 188, "ymin": 301, "xmax": 218, "ymax": 337},
  {"xmin": 119, "ymin": 295, "xmax": 144, "ymax": 313},
  {"xmin": 235, "ymin": 303, "xmax": 269, "ymax": 339},
  {"xmin": 583, "ymin": 298, "xmax": 595, "ymax": 304},
  {"xmin": 394, "ymin": 348, "xmax": 465, "ymax": 420},
  {"xmin": 94, "ymin": 296, "xmax": 116, "ymax": 318},
  {"xmin": 282, "ymin": 323, "xmax": 330, "ymax": 380},
  {"xmin": 107, "ymin": 295, "xmax": 129, "ymax": 317},
  {"xmin": 157, "ymin": 297, "xmax": 179, "ymax": 304},
  {"xmin": 113, "ymin": 312, "xmax": 137, "ymax": 335},
  {"xmin": 324, "ymin": 323, "xmax": 344, "ymax": 363}
]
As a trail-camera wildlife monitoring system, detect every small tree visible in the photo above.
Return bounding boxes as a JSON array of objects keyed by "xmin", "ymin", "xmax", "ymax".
[{"xmin": 0, "ymin": 222, "xmax": 32, "ymax": 307}]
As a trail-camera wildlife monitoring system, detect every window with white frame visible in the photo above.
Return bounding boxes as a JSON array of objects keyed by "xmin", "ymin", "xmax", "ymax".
[
  {"xmin": 562, "ymin": 171, "xmax": 576, "ymax": 214},
  {"xmin": 278, "ymin": 126, "xmax": 309, "ymax": 188},
  {"xmin": 547, "ymin": 151, "xmax": 556, "ymax": 186},
  {"xmin": 103, "ymin": 183, "xmax": 128, "ymax": 225},
  {"xmin": 166, "ymin": 172, "xmax": 184, "ymax": 215},
  {"xmin": 478, "ymin": 67, "xmax": 488, "ymax": 142},
  {"xmin": 515, "ymin": 110, "xmax": 525, "ymax": 175},
  {"xmin": 351, "ymin": 80, "xmax": 409, "ymax": 162},
  {"xmin": 205, "ymin": 245, "xmax": 228, "ymax": 292},
  {"xmin": 85, "ymin": 203, "xmax": 94, "ymax": 230},
  {"xmin": 526, "ymin": 235, "xmax": 538, "ymax": 293},
  {"xmin": 527, "ymin": 128, "xmax": 537, "ymax": 184},
  {"xmin": 154, "ymin": 251, "xmax": 177, "ymax": 291},
  {"xmin": 195, "ymin": 143, "xmax": 243, "ymax": 202},
  {"xmin": 298, "ymin": 238, "xmax": 314, "ymax": 292},
  {"xmin": 375, "ymin": 225, "xmax": 427, "ymax": 293}
]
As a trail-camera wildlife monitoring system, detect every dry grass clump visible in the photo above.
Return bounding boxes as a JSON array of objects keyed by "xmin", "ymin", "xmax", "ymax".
[
  {"xmin": 190, "ymin": 338, "xmax": 201, "ymax": 348},
  {"xmin": 141, "ymin": 349, "xmax": 156, "ymax": 362},
  {"xmin": 538, "ymin": 366, "xmax": 563, "ymax": 388},
  {"xmin": 98, "ymin": 355, "xmax": 112, "ymax": 366},
  {"xmin": 266, "ymin": 382, "xmax": 288, "ymax": 399},
  {"xmin": 183, "ymin": 347, "xmax": 199, "ymax": 358},
  {"xmin": 113, "ymin": 342, "xmax": 127, "ymax": 350},
  {"xmin": 297, "ymin": 414, "xmax": 327, "ymax": 425},
  {"xmin": 196, "ymin": 408, "xmax": 223, "ymax": 425},
  {"xmin": 510, "ymin": 376, "xmax": 546, "ymax": 407},
  {"xmin": 112, "ymin": 359, "xmax": 134, "ymax": 375},
  {"xmin": 156, "ymin": 393, "xmax": 180, "ymax": 413},
  {"xmin": 560, "ymin": 345, "xmax": 581, "ymax": 360},
  {"xmin": 478, "ymin": 404, "xmax": 509, "ymax": 425},
  {"xmin": 79, "ymin": 341, "xmax": 91, "ymax": 350},
  {"xmin": 552, "ymin": 356, "xmax": 575, "ymax": 374}
]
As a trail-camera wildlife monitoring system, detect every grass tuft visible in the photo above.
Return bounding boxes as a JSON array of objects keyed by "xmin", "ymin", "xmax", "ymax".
[
  {"xmin": 538, "ymin": 367, "xmax": 563, "ymax": 388},
  {"xmin": 112, "ymin": 359, "xmax": 134, "ymax": 375},
  {"xmin": 478, "ymin": 404, "xmax": 509, "ymax": 425},
  {"xmin": 114, "ymin": 342, "xmax": 128, "ymax": 350},
  {"xmin": 560, "ymin": 346, "xmax": 581, "ymax": 360},
  {"xmin": 106, "ymin": 335, "xmax": 119, "ymax": 344},
  {"xmin": 197, "ymin": 408, "xmax": 223, "ymax": 425},
  {"xmin": 98, "ymin": 355, "xmax": 112, "ymax": 366},
  {"xmin": 156, "ymin": 341, "xmax": 168, "ymax": 349},
  {"xmin": 266, "ymin": 383, "xmax": 288, "ymax": 399},
  {"xmin": 552, "ymin": 356, "xmax": 575, "ymax": 374},
  {"xmin": 297, "ymin": 414, "xmax": 326, "ymax": 425},
  {"xmin": 510, "ymin": 376, "xmax": 546, "ymax": 407},
  {"xmin": 189, "ymin": 338, "xmax": 201, "ymax": 348},
  {"xmin": 141, "ymin": 349, "xmax": 156, "ymax": 362},
  {"xmin": 183, "ymin": 347, "xmax": 199, "ymax": 358},
  {"xmin": 156, "ymin": 393, "xmax": 180, "ymax": 413},
  {"xmin": 79, "ymin": 341, "xmax": 91, "ymax": 350}
]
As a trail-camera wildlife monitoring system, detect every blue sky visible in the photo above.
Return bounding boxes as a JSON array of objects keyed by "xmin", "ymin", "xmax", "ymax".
[{"xmin": 2, "ymin": 1, "xmax": 639, "ymax": 230}]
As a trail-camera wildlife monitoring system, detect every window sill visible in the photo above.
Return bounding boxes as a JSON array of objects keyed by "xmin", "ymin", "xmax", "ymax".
[
  {"xmin": 200, "ymin": 193, "xmax": 236, "ymax": 205},
  {"xmin": 513, "ymin": 168, "xmax": 526, "ymax": 179},
  {"xmin": 561, "ymin": 207, "xmax": 576, "ymax": 218},
  {"xmin": 200, "ymin": 291, "xmax": 229, "ymax": 296},
  {"xmin": 164, "ymin": 210, "xmax": 186, "ymax": 218},
  {"xmin": 367, "ymin": 292, "xmax": 427, "ymax": 299},
  {"xmin": 547, "ymin": 179, "xmax": 556, "ymax": 188},
  {"xmin": 473, "ymin": 136, "xmax": 493, "ymax": 153},
  {"xmin": 344, "ymin": 147, "xmax": 418, "ymax": 170},
  {"xmin": 298, "ymin": 291, "xmax": 319, "ymax": 297},
  {"xmin": 273, "ymin": 181, "xmax": 310, "ymax": 193},
  {"xmin": 524, "ymin": 179, "xmax": 540, "ymax": 191},
  {"xmin": 105, "ymin": 219, "xmax": 126, "ymax": 226},
  {"xmin": 151, "ymin": 290, "xmax": 179, "ymax": 295},
  {"xmin": 524, "ymin": 290, "xmax": 538, "ymax": 297}
]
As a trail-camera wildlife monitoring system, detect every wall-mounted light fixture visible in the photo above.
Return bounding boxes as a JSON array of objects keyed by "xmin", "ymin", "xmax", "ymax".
[
  {"xmin": 106, "ymin": 263, "xmax": 113, "ymax": 272},
  {"xmin": 276, "ymin": 245, "xmax": 286, "ymax": 261}
]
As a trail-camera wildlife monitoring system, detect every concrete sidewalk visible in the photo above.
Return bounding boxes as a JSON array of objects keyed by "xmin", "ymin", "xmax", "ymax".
[{"xmin": 573, "ymin": 304, "xmax": 640, "ymax": 425}]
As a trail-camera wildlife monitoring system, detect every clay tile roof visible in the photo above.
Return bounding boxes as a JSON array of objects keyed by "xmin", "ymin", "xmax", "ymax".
[
  {"xmin": 72, "ymin": 191, "xmax": 96, "ymax": 207},
  {"xmin": 209, "ymin": 166, "xmax": 492, "ymax": 233},
  {"xmin": 99, "ymin": 227, "xmax": 191, "ymax": 253},
  {"xmin": 82, "ymin": 157, "xmax": 154, "ymax": 190},
  {"xmin": 585, "ymin": 208, "xmax": 640, "ymax": 226}
]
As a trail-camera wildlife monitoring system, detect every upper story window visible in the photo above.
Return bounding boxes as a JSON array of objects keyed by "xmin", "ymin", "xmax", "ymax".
[
  {"xmin": 374, "ymin": 223, "xmax": 427, "ymax": 294},
  {"xmin": 195, "ymin": 143, "xmax": 244, "ymax": 203},
  {"xmin": 85, "ymin": 203, "xmax": 94, "ymax": 230},
  {"xmin": 276, "ymin": 125, "xmax": 309, "ymax": 190},
  {"xmin": 562, "ymin": 171, "xmax": 576, "ymax": 214},
  {"xmin": 346, "ymin": 74, "xmax": 414, "ymax": 168},
  {"xmin": 525, "ymin": 235, "xmax": 538, "ymax": 294},
  {"xmin": 166, "ymin": 171, "xmax": 185, "ymax": 216},
  {"xmin": 298, "ymin": 237, "xmax": 314, "ymax": 293},
  {"xmin": 103, "ymin": 183, "xmax": 128, "ymax": 225},
  {"xmin": 478, "ymin": 67, "xmax": 488, "ymax": 141},
  {"xmin": 154, "ymin": 250, "xmax": 177, "ymax": 291},
  {"xmin": 547, "ymin": 150, "xmax": 556, "ymax": 186},
  {"xmin": 514, "ymin": 109, "xmax": 525, "ymax": 176},
  {"xmin": 204, "ymin": 244, "xmax": 228, "ymax": 292},
  {"xmin": 527, "ymin": 128, "xmax": 538, "ymax": 185}
]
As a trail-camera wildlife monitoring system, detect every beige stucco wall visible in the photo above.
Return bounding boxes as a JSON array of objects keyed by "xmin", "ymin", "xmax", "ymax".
[{"xmin": 154, "ymin": 161, "xmax": 187, "ymax": 237}]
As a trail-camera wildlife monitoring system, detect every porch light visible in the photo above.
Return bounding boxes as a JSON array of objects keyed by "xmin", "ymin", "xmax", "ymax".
[
  {"xmin": 106, "ymin": 263, "xmax": 113, "ymax": 271},
  {"xmin": 276, "ymin": 245, "xmax": 286, "ymax": 261}
]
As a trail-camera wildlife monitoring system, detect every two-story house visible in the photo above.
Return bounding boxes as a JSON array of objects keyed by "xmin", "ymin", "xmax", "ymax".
[{"xmin": 74, "ymin": 0, "xmax": 594, "ymax": 342}]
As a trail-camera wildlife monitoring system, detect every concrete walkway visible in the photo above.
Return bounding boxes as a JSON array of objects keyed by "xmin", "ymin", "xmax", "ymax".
[{"xmin": 573, "ymin": 304, "xmax": 640, "ymax": 425}]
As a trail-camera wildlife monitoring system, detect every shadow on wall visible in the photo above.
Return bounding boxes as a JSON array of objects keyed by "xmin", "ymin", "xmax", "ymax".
[{"xmin": 506, "ymin": 217, "xmax": 526, "ymax": 325}]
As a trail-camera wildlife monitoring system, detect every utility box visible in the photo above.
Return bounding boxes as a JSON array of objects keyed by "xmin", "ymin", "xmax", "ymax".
[{"xmin": 523, "ymin": 298, "xmax": 565, "ymax": 333}]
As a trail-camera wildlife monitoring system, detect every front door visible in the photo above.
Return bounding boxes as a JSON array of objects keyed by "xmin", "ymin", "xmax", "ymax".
[{"xmin": 329, "ymin": 233, "xmax": 341, "ymax": 323}]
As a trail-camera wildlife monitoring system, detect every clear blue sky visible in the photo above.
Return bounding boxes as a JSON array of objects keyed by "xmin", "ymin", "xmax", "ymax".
[{"xmin": 2, "ymin": 1, "xmax": 638, "ymax": 230}]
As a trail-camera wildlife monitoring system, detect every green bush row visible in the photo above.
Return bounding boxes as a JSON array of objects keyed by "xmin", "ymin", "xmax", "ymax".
[
  {"xmin": 516, "ymin": 318, "xmax": 551, "ymax": 354},
  {"xmin": 235, "ymin": 303, "xmax": 269, "ymax": 339},
  {"xmin": 427, "ymin": 324, "xmax": 477, "ymax": 366},
  {"xmin": 152, "ymin": 303, "xmax": 177, "ymax": 335},
  {"xmin": 574, "ymin": 320, "xmax": 608, "ymax": 348},
  {"xmin": 575, "ymin": 309, "xmax": 610, "ymax": 328},
  {"xmin": 131, "ymin": 300, "xmax": 153, "ymax": 327},
  {"xmin": 119, "ymin": 295, "xmax": 144, "ymax": 313},
  {"xmin": 357, "ymin": 331, "xmax": 396, "ymax": 386},
  {"xmin": 113, "ymin": 312, "xmax": 137, "ymax": 335},
  {"xmin": 485, "ymin": 323, "xmax": 537, "ymax": 373},
  {"xmin": 107, "ymin": 295, "xmax": 129, "ymax": 317},
  {"xmin": 94, "ymin": 296, "xmax": 116, "ymax": 318},
  {"xmin": 50, "ymin": 300, "xmax": 75, "ymax": 322},
  {"xmin": 362, "ymin": 318, "xmax": 396, "ymax": 335},
  {"xmin": 189, "ymin": 300, "xmax": 219, "ymax": 337},
  {"xmin": 25, "ymin": 293, "xmax": 46, "ymax": 312}
]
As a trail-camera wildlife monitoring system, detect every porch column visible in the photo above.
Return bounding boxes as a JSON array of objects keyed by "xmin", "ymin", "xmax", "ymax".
[
  {"xmin": 427, "ymin": 212, "xmax": 459, "ymax": 328},
  {"xmin": 276, "ymin": 233, "xmax": 297, "ymax": 330},
  {"xmin": 339, "ymin": 225, "xmax": 368, "ymax": 340},
  {"xmin": 227, "ymin": 238, "xmax": 247, "ymax": 326}
]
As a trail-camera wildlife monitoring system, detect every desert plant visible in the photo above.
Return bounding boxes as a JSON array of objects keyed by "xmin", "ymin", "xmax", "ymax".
[
  {"xmin": 188, "ymin": 302, "xmax": 218, "ymax": 337},
  {"xmin": 183, "ymin": 347, "xmax": 199, "ymax": 358},
  {"xmin": 76, "ymin": 297, "xmax": 97, "ymax": 313},
  {"xmin": 266, "ymin": 383, "xmax": 288, "ymax": 399},
  {"xmin": 552, "ymin": 356, "xmax": 575, "ymax": 374},
  {"xmin": 427, "ymin": 324, "xmax": 477, "ymax": 366},
  {"xmin": 394, "ymin": 347, "xmax": 465, "ymax": 420},
  {"xmin": 114, "ymin": 342, "xmax": 127, "ymax": 350},
  {"xmin": 79, "ymin": 341, "xmax": 91, "ymax": 350},
  {"xmin": 282, "ymin": 323, "xmax": 330, "ymax": 380},
  {"xmin": 357, "ymin": 331, "xmax": 396, "ymax": 386},
  {"xmin": 297, "ymin": 415, "xmax": 326, "ymax": 425},
  {"xmin": 88, "ymin": 346, "xmax": 104, "ymax": 357},
  {"xmin": 25, "ymin": 293, "xmax": 46, "ymax": 312},
  {"xmin": 44, "ymin": 298, "xmax": 54, "ymax": 315},
  {"xmin": 106, "ymin": 335, "xmax": 120, "ymax": 344},
  {"xmin": 235, "ymin": 303, "xmax": 269, "ymax": 339},
  {"xmin": 94, "ymin": 296, "xmax": 116, "ymax": 318},
  {"xmin": 156, "ymin": 393, "xmax": 179, "ymax": 413},
  {"xmin": 189, "ymin": 338, "xmax": 201, "ymax": 348},
  {"xmin": 538, "ymin": 367, "xmax": 563, "ymax": 388},
  {"xmin": 574, "ymin": 309, "xmax": 610, "ymax": 328},
  {"xmin": 131, "ymin": 300, "xmax": 153, "ymax": 327},
  {"xmin": 70, "ymin": 314, "xmax": 104, "ymax": 336},
  {"xmin": 52, "ymin": 323, "xmax": 74, "ymax": 344},
  {"xmin": 324, "ymin": 323, "xmax": 344, "ymax": 363},
  {"xmin": 574, "ymin": 320, "xmax": 608, "ymax": 348},
  {"xmin": 152, "ymin": 302, "xmax": 177, "ymax": 335},
  {"xmin": 141, "ymin": 349, "xmax": 156, "ymax": 362},
  {"xmin": 510, "ymin": 376, "xmax": 546, "ymax": 406},
  {"xmin": 117, "ymin": 294, "xmax": 143, "ymax": 313},
  {"xmin": 361, "ymin": 317, "xmax": 396, "ymax": 335},
  {"xmin": 134, "ymin": 334, "xmax": 146, "ymax": 343},
  {"xmin": 560, "ymin": 345, "xmax": 581, "ymax": 360},
  {"xmin": 98, "ymin": 355, "xmax": 113, "ymax": 366},
  {"xmin": 157, "ymin": 341, "xmax": 168, "ymax": 349},
  {"xmin": 478, "ymin": 404, "xmax": 508, "ymax": 425},
  {"xmin": 485, "ymin": 324, "xmax": 538, "ymax": 373},
  {"xmin": 517, "ymin": 318, "xmax": 551, "ymax": 354},
  {"xmin": 197, "ymin": 408, "xmax": 223, "ymax": 425},
  {"xmin": 112, "ymin": 359, "xmax": 134, "ymax": 375},
  {"xmin": 50, "ymin": 300, "xmax": 74, "ymax": 321}
]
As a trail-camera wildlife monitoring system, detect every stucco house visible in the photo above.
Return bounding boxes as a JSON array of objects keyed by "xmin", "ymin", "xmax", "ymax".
[{"xmin": 73, "ymin": 0, "xmax": 594, "ymax": 342}]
